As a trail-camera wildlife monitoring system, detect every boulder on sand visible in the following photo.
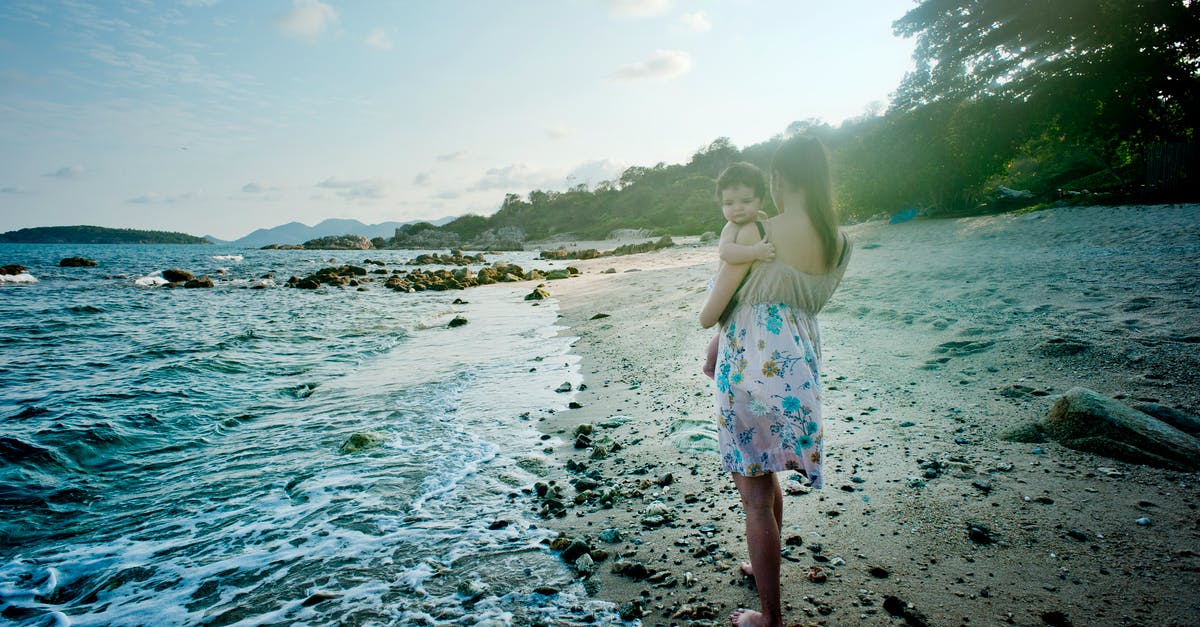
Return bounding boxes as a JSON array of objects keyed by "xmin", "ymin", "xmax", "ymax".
[{"xmin": 1022, "ymin": 387, "xmax": 1200, "ymax": 471}]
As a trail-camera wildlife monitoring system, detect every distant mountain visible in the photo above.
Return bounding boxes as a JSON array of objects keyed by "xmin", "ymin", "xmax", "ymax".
[
  {"xmin": 203, "ymin": 234, "xmax": 231, "ymax": 244},
  {"xmin": 232, "ymin": 216, "xmax": 457, "ymax": 247},
  {"xmin": 0, "ymin": 225, "xmax": 210, "ymax": 245}
]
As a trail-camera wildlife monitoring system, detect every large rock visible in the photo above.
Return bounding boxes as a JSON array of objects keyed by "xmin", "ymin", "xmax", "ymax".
[
  {"xmin": 60, "ymin": 257, "xmax": 98, "ymax": 267},
  {"xmin": 303, "ymin": 234, "xmax": 374, "ymax": 250},
  {"xmin": 162, "ymin": 269, "xmax": 194, "ymax": 282},
  {"xmin": 1040, "ymin": 387, "xmax": 1200, "ymax": 471}
]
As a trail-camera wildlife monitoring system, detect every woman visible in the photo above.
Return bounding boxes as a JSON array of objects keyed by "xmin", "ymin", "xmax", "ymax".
[{"xmin": 699, "ymin": 135, "xmax": 852, "ymax": 627}]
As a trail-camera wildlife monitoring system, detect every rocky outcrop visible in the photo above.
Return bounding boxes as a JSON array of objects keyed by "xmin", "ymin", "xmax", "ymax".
[
  {"xmin": 1, "ymin": 264, "xmax": 26, "ymax": 275},
  {"xmin": 285, "ymin": 265, "xmax": 368, "ymax": 289},
  {"xmin": 540, "ymin": 236, "xmax": 674, "ymax": 261},
  {"xmin": 1002, "ymin": 387, "xmax": 1200, "ymax": 471},
  {"xmin": 162, "ymin": 269, "xmax": 194, "ymax": 282},
  {"xmin": 60, "ymin": 257, "xmax": 98, "ymax": 267},
  {"xmin": 406, "ymin": 250, "xmax": 486, "ymax": 266},
  {"xmin": 302, "ymin": 234, "xmax": 374, "ymax": 250},
  {"xmin": 339, "ymin": 431, "xmax": 386, "ymax": 453},
  {"xmin": 184, "ymin": 276, "xmax": 214, "ymax": 288}
]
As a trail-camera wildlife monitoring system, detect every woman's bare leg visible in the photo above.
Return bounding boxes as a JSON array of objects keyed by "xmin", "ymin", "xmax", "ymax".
[
  {"xmin": 741, "ymin": 479, "xmax": 782, "ymax": 577},
  {"xmin": 731, "ymin": 472, "xmax": 783, "ymax": 627}
]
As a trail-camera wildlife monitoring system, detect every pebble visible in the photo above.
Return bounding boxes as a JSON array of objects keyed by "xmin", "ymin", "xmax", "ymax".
[{"xmin": 1136, "ymin": 517, "xmax": 1152, "ymax": 526}]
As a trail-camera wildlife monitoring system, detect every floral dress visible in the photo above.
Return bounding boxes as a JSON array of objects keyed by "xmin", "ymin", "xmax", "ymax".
[{"xmin": 715, "ymin": 231, "xmax": 851, "ymax": 488}]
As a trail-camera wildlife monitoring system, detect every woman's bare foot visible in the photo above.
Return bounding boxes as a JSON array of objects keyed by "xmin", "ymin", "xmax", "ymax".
[
  {"xmin": 731, "ymin": 608, "xmax": 773, "ymax": 626},
  {"xmin": 739, "ymin": 562, "xmax": 754, "ymax": 578}
]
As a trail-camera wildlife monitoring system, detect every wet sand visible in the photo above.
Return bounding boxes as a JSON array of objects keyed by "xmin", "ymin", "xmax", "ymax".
[{"xmin": 526, "ymin": 204, "xmax": 1200, "ymax": 626}]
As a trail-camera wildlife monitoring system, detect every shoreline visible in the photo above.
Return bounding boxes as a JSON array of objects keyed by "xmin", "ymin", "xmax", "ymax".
[{"xmin": 526, "ymin": 204, "xmax": 1200, "ymax": 625}]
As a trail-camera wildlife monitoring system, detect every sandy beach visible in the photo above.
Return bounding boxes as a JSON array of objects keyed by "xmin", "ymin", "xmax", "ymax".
[{"xmin": 523, "ymin": 204, "xmax": 1199, "ymax": 626}]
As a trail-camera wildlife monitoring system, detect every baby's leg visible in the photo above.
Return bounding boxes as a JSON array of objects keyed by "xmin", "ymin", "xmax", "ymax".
[{"xmin": 702, "ymin": 334, "xmax": 719, "ymax": 379}]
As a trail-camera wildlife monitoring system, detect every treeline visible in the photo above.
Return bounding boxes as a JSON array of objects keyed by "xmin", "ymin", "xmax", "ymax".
[
  {"xmin": 398, "ymin": 0, "xmax": 1197, "ymax": 243},
  {"xmin": 0, "ymin": 225, "xmax": 211, "ymax": 245}
]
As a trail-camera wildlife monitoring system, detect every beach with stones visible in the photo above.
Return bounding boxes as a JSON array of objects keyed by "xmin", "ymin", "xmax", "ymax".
[{"xmin": 521, "ymin": 204, "xmax": 1199, "ymax": 626}]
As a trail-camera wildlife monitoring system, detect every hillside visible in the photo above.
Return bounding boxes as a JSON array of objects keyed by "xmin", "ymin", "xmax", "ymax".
[
  {"xmin": 233, "ymin": 216, "xmax": 457, "ymax": 247},
  {"xmin": 0, "ymin": 225, "xmax": 210, "ymax": 245}
]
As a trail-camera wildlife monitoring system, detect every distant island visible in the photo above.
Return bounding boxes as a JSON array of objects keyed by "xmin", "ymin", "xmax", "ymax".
[{"xmin": 0, "ymin": 225, "xmax": 211, "ymax": 245}]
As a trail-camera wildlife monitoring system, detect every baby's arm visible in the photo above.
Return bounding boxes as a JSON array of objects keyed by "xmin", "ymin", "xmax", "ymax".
[{"xmin": 718, "ymin": 222, "xmax": 774, "ymax": 264}]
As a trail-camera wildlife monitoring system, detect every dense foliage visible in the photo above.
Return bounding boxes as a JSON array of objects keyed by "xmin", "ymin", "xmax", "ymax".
[
  {"xmin": 395, "ymin": 0, "xmax": 1197, "ymax": 243},
  {"xmin": 0, "ymin": 225, "xmax": 211, "ymax": 244}
]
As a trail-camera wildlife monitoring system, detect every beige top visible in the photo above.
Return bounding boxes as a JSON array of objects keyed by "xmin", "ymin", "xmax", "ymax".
[{"xmin": 734, "ymin": 233, "xmax": 852, "ymax": 315}]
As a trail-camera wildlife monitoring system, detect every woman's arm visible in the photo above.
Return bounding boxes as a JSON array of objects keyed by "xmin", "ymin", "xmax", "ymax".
[{"xmin": 700, "ymin": 223, "xmax": 763, "ymax": 328}]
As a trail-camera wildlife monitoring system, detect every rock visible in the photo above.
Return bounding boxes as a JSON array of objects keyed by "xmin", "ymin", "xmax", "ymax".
[
  {"xmin": 868, "ymin": 566, "xmax": 890, "ymax": 578},
  {"xmin": 544, "ymin": 268, "xmax": 570, "ymax": 280},
  {"xmin": 568, "ymin": 401, "xmax": 583, "ymax": 409},
  {"xmin": 1134, "ymin": 403, "xmax": 1200, "ymax": 435},
  {"xmin": 966, "ymin": 522, "xmax": 995, "ymax": 544},
  {"xmin": 883, "ymin": 595, "xmax": 928, "ymax": 627},
  {"xmin": 611, "ymin": 560, "xmax": 652, "ymax": 580},
  {"xmin": 1136, "ymin": 517, "xmax": 1151, "ymax": 526},
  {"xmin": 590, "ymin": 313, "xmax": 610, "ymax": 320},
  {"xmin": 899, "ymin": 420, "xmax": 916, "ymax": 427},
  {"xmin": 1000, "ymin": 421, "xmax": 1048, "ymax": 443},
  {"xmin": 339, "ymin": 431, "xmax": 386, "ymax": 453},
  {"xmin": 1040, "ymin": 610, "xmax": 1073, "ymax": 626},
  {"xmin": 456, "ymin": 579, "xmax": 489, "ymax": 601},
  {"xmin": 162, "ymin": 269, "xmax": 194, "ymax": 282},
  {"xmin": 524, "ymin": 287, "xmax": 550, "ymax": 301},
  {"xmin": 533, "ymin": 586, "xmax": 559, "ymax": 596},
  {"xmin": 654, "ymin": 473, "xmax": 674, "ymax": 486},
  {"xmin": 805, "ymin": 566, "xmax": 826, "ymax": 583},
  {"xmin": 303, "ymin": 234, "xmax": 374, "ymax": 250},
  {"xmin": 699, "ymin": 231, "xmax": 717, "ymax": 242},
  {"xmin": 1041, "ymin": 387, "xmax": 1200, "ymax": 470},
  {"xmin": 971, "ymin": 479, "xmax": 992, "ymax": 493},
  {"xmin": 184, "ymin": 276, "xmax": 214, "ymax": 288},
  {"xmin": 1066, "ymin": 528, "xmax": 1089, "ymax": 541},
  {"xmin": 602, "ymin": 268, "xmax": 617, "ymax": 274},
  {"xmin": 295, "ymin": 278, "xmax": 320, "ymax": 289},
  {"xmin": 573, "ymin": 553, "xmax": 595, "ymax": 574},
  {"xmin": 560, "ymin": 539, "xmax": 592, "ymax": 563},
  {"xmin": 60, "ymin": 257, "xmax": 97, "ymax": 267},
  {"xmin": 618, "ymin": 600, "xmax": 644, "ymax": 620},
  {"xmin": 1, "ymin": 264, "xmax": 26, "ymax": 275},
  {"xmin": 574, "ymin": 423, "xmax": 593, "ymax": 436},
  {"xmin": 448, "ymin": 316, "xmax": 468, "ymax": 328},
  {"xmin": 555, "ymin": 382, "xmax": 572, "ymax": 393},
  {"xmin": 598, "ymin": 528, "xmax": 623, "ymax": 543}
]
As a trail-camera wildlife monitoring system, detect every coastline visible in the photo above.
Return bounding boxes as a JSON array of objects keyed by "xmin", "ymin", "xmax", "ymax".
[{"xmin": 528, "ymin": 205, "xmax": 1200, "ymax": 625}]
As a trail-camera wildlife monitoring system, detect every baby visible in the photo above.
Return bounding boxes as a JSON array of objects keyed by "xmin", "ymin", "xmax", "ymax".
[{"xmin": 703, "ymin": 162, "xmax": 775, "ymax": 378}]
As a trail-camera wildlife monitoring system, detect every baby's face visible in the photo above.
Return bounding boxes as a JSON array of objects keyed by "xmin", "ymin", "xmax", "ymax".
[{"xmin": 721, "ymin": 184, "xmax": 763, "ymax": 225}]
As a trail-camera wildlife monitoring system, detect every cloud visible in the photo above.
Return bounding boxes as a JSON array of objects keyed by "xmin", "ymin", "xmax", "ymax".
[
  {"xmin": 277, "ymin": 0, "xmax": 338, "ymax": 38},
  {"xmin": 437, "ymin": 150, "xmax": 467, "ymax": 162},
  {"xmin": 468, "ymin": 164, "xmax": 562, "ymax": 192},
  {"xmin": 364, "ymin": 28, "xmax": 393, "ymax": 50},
  {"xmin": 603, "ymin": 0, "xmax": 671, "ymax": 18},
  {"xmin": 546, "ymin": 124, "xmax": 574, "ymax": 140},
  {"xmin": 609, "ymin": 50, "xmax": 692, "ymax": 82},
  {"xmin": 435, "ymin": 190, "xmax": 461, "ymax": 200},
  {"xmin": 567, "ymin": 159, "xmax": 628, "ymax": 186},
  {"xmin": 241, "ymin": 182, "xmax": 264, "ymax": 193},
  {"xmin": 1, "ymin": 186, "xmax": 31, "ymax": 194},
  {"xmin": 679, "ymin": 11, "xmax": 711, "ymax": 32},
  {"xmin": 44, "ymin": 165, "xmax": 86, "ymax": 179},
  {"xmin": 413, "ymin": 171, "xmax": 433, "ymax": 186},
  {"xmin": 126, "ymin": 192, "xmax": 195, "ymax": 204},
  {"xmin": 317, "ymin": 177, "xmax": 387, "ymax": 199}
]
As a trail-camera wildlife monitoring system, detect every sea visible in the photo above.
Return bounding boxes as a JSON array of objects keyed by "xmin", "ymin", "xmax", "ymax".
[{"xmin": 0, "ymin": 244, "xmax": 625, "ymax": 626}]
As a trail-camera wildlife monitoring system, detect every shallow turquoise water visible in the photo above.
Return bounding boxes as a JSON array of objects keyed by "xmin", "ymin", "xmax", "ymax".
[{"xmin": 0, "ymin": 244, "xmax": 618, "ymax": 625}]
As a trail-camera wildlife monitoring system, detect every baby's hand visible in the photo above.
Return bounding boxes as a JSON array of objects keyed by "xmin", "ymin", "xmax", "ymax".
[{"xmin": 753, "ymin": 241, "xmax": 776, "ymax": 261}]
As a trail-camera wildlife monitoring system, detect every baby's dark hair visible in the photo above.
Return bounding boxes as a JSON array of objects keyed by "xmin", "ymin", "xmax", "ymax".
[{"xmin": 716, "ymin": 161, "xmax": 767, "ymax": 200}]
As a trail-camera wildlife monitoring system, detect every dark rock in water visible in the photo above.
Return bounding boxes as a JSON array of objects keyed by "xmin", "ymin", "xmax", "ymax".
[
  {"xmin": 966, "ymin": 522, "xmax": 995, "ymax": 544},
  {"xmin": 533, "ymin": 586, "xmax": 559, "ymax": 596},
  {"xmin": 487, "ymin": 519, "xmax": 510, "ymax": 530},
  {"xmin": 295, "ymin": 277, "xmax": 319, "ymax": 289},
  {"xmin": 452, "ymin": 297, "xmax": 468, "ymax": 304},
  {"xmin": 525, "ymin": 287, "xmax": 550, "ymax": 301},
  {"xmin": 162, "ymin": 269, "xmax": 194, "ymax": 282},
  {"xmin": 1, "ymin": 264, "xmax": 26, "ymax": 275},
  {"xmin": 302, "ymin": 591, "xmax": 338, "ymax": 606},
  {"xmin": 883, "ymin": 595, "xmax": 928, "ymax": 627},
  {"xmin": 338, "ymin": 431, "xmax": 386, "ymax": 453},
  {"xmin": 60, "ymin": 257, "xmax": 97, "ymax": 267},
  {"xmin": 448, "ymin": 316, "xmax": 468, "ymax": 328},
  {"xmin": 1042, "ymin": 387, "xmax": 1200, "ymax": 471},
  {"xmin": 184, "ymin": 276, "xmax": 214, "ymax": 288},
  {"xmin": 1134, "ymin": 403, "xmax": 1200, "ymax": 435},
  {"xmin": 999, "ymin": 421, "xmax": 1048, "ymax": 443},
  {"xmin": 618, "ymin": 600, "xmax": 644, "ymax": 620}
]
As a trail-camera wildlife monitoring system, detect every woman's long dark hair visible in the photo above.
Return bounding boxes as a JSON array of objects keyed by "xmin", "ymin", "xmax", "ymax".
[{"xmin": 771, "ymin": 135, "xmax": 839, "ymax": 270}]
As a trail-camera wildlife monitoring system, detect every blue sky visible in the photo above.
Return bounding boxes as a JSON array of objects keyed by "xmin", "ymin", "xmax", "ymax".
[{"xmin": 0, "ymin": 0, "xmax": 917, "ymax": 240}]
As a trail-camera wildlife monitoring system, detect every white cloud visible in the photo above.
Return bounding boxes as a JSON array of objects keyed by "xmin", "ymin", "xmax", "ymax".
[
  {"xmin": 437, "ymin": 150, "xmax": 466, "ymax": 162},
  {"xmin": 277, "ymin": 0, "xmax": 338, "ymax": 38},
  {"xmin": 546, "ymin": 124, "xmax": 574, "ymax": 140},
  {"xmin": 317, "ymin": 177, "xmax": 387, "ymax": 199},
  {"xmin": 364, "ymin": 28, "xmax": 393, "ymax": 50},
  {"xmin": 568, "ymin": 159, "xmax": 628, "ymax": 186},
  {"xmin": 679, "ymin": 11, "xmax": 711, "ymax": 33},
  {"xmin": 469, "ymin": 163, "xmax": 562, "ymax": 192},
  {"xmin": 435, "ymin": 190, "xmax": 461, "ymax": 200},
  {"xmin": 609, "ymin": 50, "xmax": 693, "ymax": 82},
  {"xmin": 1, "ymin": 186, "xmax": 31, "ymax": 194},
  {"xmin": 242, "ymin": 182, "xmax": 264, "ymax": 193},
  {"xmin": 603, "ymin": 0, "xmax": 671, "ymax": 18},
  {"xmin": 44, "ymin": 165, "xmax": 86, "ymax": 179},
  {"xmin": 413, "ymin": 171, "xmax": 432, "ymax": 186},
  {"xmin": 126, "ymin": 191, "xmax": 196, "ymax": 204}
]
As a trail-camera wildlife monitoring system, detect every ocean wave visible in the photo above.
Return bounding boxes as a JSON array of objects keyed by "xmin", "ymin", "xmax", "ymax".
[
  {"xmin": 211, "ymin": 254, "xmax": 243, "ymax": 262},
  {"xmin": 0, "ymin": 273, "xmax": 37, "ymax": 284}
]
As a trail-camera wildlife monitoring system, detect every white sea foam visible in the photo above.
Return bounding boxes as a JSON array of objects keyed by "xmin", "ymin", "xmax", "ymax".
[
  {"xmin": 211, "ymin": 254, "xmax": 243, "ymax": 262},
  {"xmin": 0, "ymin": 272, "xmax": 37, "ymax": 284},
  {"xmin": 134, "ymin": 272, "xmax": 167, "ymax": 287}
]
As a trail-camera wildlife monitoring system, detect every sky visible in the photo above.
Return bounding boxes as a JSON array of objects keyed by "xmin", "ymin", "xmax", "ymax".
[{"xmin": 0, "ymin": 0, "xmax": 918, "ymax": 240}]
